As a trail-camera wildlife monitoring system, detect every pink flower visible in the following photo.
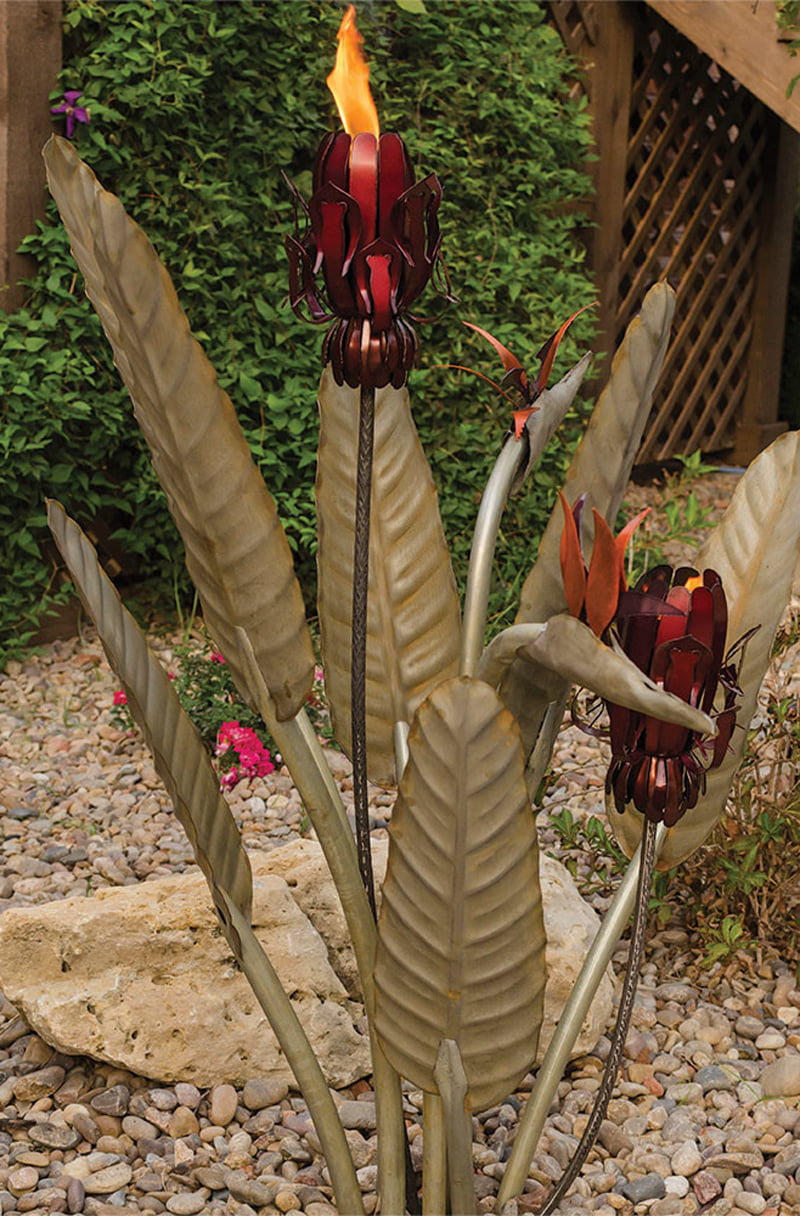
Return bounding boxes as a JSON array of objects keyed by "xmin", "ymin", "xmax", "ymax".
[
  {"xmin": 113, "ymin": 690, "xmax": 127, "ymax": 706},
  {"xmin": 209, "ymin": 651, "xmax": 226, "ymax": 664}
]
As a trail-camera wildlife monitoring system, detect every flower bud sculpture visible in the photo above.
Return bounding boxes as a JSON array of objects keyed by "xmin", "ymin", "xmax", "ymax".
[
  {"xmin": 609, "ymin": 565, "xmax": 744, "ymax": 827},
  {"xmin": 286, "ymin": 5, "xmax": 443, "ymax": 389}
]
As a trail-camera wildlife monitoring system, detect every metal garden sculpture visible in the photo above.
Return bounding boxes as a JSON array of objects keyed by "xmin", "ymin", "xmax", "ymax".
[{"xmin": 41, "ymin": 7, "xmax": 800, "ymax": 1214}]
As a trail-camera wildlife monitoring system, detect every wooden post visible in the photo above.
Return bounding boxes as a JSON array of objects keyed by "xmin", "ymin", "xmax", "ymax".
[
  {"xmin": 0, "ymin": 0, "xmax": 62, "ymax": 313},
  {"xmin": 586, "ymin": 2, "xmax": 635, "ymax": 379},
  {"xmin": 733, "ymin": 117, "xmax": 799, "ymax": 464}
]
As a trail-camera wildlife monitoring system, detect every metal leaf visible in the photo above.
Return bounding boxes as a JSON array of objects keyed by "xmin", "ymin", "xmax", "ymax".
[
  {"xmin": 478, "ymin": 614, "xmax": 714, "ymax": 737},
  {"xmin": 316, "ymin": 367, "xmax": 461, "ymax": 784},
  {"xmin": 48, "ymin": 500, "xmax": 366, "ymax": 1215},
  {"xmin": 43, "ymin": 136, "xmax": 313, "ymax": 720},
  {"xmin": 609, "ymin": 430, "xmax": 800, "ymax": 866},
  {"xmin": 501, "ymin": 284, "xmax": 676, "ymax": 755},
  {"xmin": 46, "ymin": 500, "xmax": 252, "ymax": 948},
  {"xmin": 374, "ymin": 676, "xmax": 545, "ymax": 1111}
]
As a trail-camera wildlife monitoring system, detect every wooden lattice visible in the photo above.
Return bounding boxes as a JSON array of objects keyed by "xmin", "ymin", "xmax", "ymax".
[
  {"xmin": 622, "ymin": 12, "xmax": 769, "ymax": 460},
  {"xmin": 549, "ymin": 2, "xmax": 779, "ymax": 462}
]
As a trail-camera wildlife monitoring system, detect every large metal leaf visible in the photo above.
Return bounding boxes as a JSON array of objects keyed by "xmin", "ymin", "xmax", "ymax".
[
  {"xmin": 501, "ymin": 284, "xmax": 676, "ymax": 755},
  {"xmin": 374, "ymin": 676, "xmax": 545, "ymax": 1111},
  {"xmin": 316, "ymin": 368, "xmax": 461, "ymax": 784},
  {"xmin": 43, "ymin": 136, "xmax": 313, "ymax": 720},
  {"xmin": 478, "ymin": 614, "xmax": 714, "ymax": 738},
  {"xmin": 48, "ymin": 501, "xmax": 366, "ymax": 1215},
  {"xmin": 46, "ymin": 501, "xmax": 252, "ymax": 948},
  {"xmin": 610, "ymin": 431, "xmax": 800, "ymax": 866}
]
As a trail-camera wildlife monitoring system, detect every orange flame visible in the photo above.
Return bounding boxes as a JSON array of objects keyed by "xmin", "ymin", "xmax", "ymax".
[{"xmin": 326, "ymin": 5, "xmax": 380, "ymax": 137}]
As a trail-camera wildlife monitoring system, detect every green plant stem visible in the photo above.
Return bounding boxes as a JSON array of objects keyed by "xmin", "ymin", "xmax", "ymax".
[
  {"xmin": 226, "ymin": 899, "xmax": 365, "ymax": 1216},
  {"xmin": 422, "ymin": 1092, "xmax": 446, "ymax": 1216},
  {"xmin": 497, "ymin": 821, "xmax": 666, "ymax": 1208},
  {"xmin": 352, "ymin": 383, "xmax": 377, "ymax": 916},
  {"xmin": 461, "ymin": 434, "xmax": 527, "ymax": 677}
]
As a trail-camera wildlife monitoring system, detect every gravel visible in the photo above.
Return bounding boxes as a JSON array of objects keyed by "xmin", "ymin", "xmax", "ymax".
[{"xmin": 0, "ymin": 472, "xmax": 798, "ymax": 1215}]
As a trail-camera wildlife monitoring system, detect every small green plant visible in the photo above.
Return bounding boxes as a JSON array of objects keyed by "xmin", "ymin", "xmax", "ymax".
[
  {"xmin": 700, "ymin": 914, "xmax": 757, "ymax": 968},
  {"xmin": 672, "ymin": 603, "xmax": 800, "ymax": 963},
  {"xmin": 547, "ymin": 807, "xmax": 627, "ymax": 898}
]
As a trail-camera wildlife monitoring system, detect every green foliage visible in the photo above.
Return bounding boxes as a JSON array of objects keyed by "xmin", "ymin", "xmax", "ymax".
[
  {"xmin": 547, "ymin": 806, "xmax": 627, "ymax": 898},
  {"xmin": 111, "ymin": 629, "xmax": 332, "ymax": 765},
  {"xmin": 2, "ymin": 0, "xmax": 593, "ymax": 662}
]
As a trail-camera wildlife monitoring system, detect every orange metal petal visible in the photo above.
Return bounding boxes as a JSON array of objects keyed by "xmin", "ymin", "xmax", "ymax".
[
  {"xmin": 585, "ymin": 510, "xmax": 622, "ymax": 636},
  {"xmin": 463, "ymin": 320, "xmax": 526, "ymax": 380},
  {"xmin": 533, "ymin": 302, "xmax": 597, "ymax": 393},
  {"xmin": 559, "ymin": 492, "xmax": 587, "ymax": 621}
]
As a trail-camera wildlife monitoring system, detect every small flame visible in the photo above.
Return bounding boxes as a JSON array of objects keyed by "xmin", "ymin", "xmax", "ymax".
[{"xmin": 326, "ymin": 4, "xmax": 380, "ymax": 137}]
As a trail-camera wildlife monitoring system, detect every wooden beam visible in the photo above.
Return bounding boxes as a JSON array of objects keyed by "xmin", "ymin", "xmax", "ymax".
[
  {"xmin": 733, "ymin": 117, "xmax": 799, "ymax": 463},
  {"xmin": 585, "ymin": 2, "xmax": 636, "ymax": 378},
  {"xmin": 0, "ymin": 0, "xmax": 62, "ymax": 313},
  {"xmin": 645, "ymin": 0, "xmax": 800, "ymax": 135}
]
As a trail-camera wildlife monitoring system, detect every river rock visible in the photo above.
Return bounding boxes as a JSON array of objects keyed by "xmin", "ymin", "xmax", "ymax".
[
  {"xmin": 257, "ymin": 839, "xmax": 615, "ymax": 1061},
  {"xmin": 758, "ymin": 1054, "xmax": 800, "ymax": 1097},
  {"xmin": 0, "ymin": 863, "xmax": 370, "ymax": 1088}
]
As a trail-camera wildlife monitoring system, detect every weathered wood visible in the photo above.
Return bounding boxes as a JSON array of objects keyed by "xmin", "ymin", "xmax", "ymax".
[
  {"xmin": 548, "ymin": 0, "xmax": 798, "ymax": 463},
  {"xmin": 585, "ymin": 2, "xmax": 635, "ymax": 378},
  {"xmin": 0, "ymin": 0, "xmax": 62, "ymax": 312},
  {"xmin": 734, "ymin": 118, "xmax": 799, "ymax": 464},
  {"xmin": 646, "ymin": 0, "xmax": 800, "ymax": 136}
]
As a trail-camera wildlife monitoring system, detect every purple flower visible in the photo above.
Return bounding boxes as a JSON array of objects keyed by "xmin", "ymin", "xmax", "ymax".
[{"xmin": 50, "ymin": 91, "xmax": 90, "ymax": 139}]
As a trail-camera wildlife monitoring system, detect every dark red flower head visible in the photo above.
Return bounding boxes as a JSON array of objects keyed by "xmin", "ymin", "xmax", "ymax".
[
  {"xmin": 606, "ymin": 565, "xmax": 745, "ymax": 826},
  {"xmin": 286, "ymin": 131, "xmax": 443, "ymax": 390}
]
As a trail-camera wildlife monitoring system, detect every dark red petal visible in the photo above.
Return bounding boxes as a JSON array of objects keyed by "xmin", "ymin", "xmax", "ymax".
[
  {"xmin": 377, "ymin": 134, "xmax": 411, "ymax": 236},
  {"xmin": 349, "ymin": 133, "xmax": 378, "ymax": 243},
  {"xmin": 313, "ymin": 132, "xmax": 347, "ymax": 193},
  {"xmin": 686, "ymin": 585, "xmax": 715, "ymax": 652}
]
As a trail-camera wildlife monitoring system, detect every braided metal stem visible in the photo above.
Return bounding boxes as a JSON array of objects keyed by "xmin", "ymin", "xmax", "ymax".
[
  {"xmin": 352, "ymin": 384, "xmax": 377, "ymax": 920},
  {"xmin": 539, "ymin": 816, "xmax": 659, "ymax": 1215}
]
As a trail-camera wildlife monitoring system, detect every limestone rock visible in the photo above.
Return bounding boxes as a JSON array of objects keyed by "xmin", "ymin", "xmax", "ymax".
[
  {"xmin": 0, "ymin": 837, "xmax": 612, "ymax": 1090},
  {"xmin": 0, "ymin": 868, "xmax": 369, "ymax": 1088},
  {"xmin": 257, "ymin": 839, "xmax": 615, "ymax": 1062}
]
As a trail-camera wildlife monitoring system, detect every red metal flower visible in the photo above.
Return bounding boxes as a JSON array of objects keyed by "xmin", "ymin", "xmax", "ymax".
[
  {"xmin": 286, "ymin": 131, "xmax": 443, "ymax": 389},
  {"xmin": 606, "ymin": 565, "xmax": 746, "ymax": 826},
  {"xmin": 285, "ymin": 5, "xmax": 443, "ymax": 389}
]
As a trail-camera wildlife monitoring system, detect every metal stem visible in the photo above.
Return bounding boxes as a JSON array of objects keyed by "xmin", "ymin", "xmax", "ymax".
[
  {"xmin": 460, "ymin": 435, "xmax": 526, "ymax": 677},
  {"xmin": 352, "ymin": 383, "xmax": 377, "ymax": 916},
  {"xmin": 497, "ymin": 821, "xmax": 665, "ymax": 1208},
  {"xmin": 538, "ymin": 816, "xmax": 659, "ymax": 1214}
]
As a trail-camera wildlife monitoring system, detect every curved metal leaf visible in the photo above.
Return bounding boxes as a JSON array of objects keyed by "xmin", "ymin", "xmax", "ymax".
[
  {"xmin": 43, "ymin": 136, "xmax": 313, "ymax": 720},
  {"xmin": 610, "ymin": 430, "xmax": 800, "ymax": 865},
  {"xmin": 46, "ymin": 501, "xmax": 252, "ymax": 947},
  {"xmin": 513, "ymin": 354, "xmax": 592, "ymax": 490},
  {"xmin": 374, "ymin": 677, "xmax": 545, "ymax": 1111},
  {"xmin": 47, "ymin": 501, "xmax": 366, "ymax": 1216},
  {"xmin": 316, "ymin": 368, "xmax": 461, "ymax": 784},
  {"xmin": 501, "ymin": 284, "xmax": 676, "ymax": 755},
  {"xmin": 478, "ymin": 614, "xmax": 714, "ymax": 737}
]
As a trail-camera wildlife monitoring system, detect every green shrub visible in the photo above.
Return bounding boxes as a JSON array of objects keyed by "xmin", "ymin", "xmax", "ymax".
[{"xmin": 1, "ymin": 0, "xmax": 594, "ymax": 661}]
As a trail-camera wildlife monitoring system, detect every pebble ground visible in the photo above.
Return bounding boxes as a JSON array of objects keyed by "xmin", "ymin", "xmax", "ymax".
[{"xmin": 0, "ymin": 472, "xmax": 798, "ymax": 1216}]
